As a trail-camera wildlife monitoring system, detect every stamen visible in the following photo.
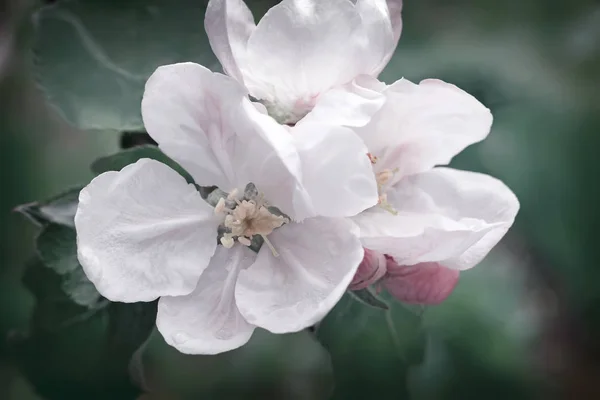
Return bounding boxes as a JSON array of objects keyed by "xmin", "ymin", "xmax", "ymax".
[
  {"xmin": 261, "ymin": 234, "xmax": 280, "ymax": 257},
  {"xmin": 227, "ymin": 188, "xmax": 239, "ymax": 200},
  {"xmin": 237, "ymin": 236, "xmax": 251, "ymax": 246},
  {"xmin": 215, "ymin": 198, "xmax": 227, "ymax": 215},
  {"xmin": 380, "ymin": 201, "xmax": 398, "ymax": 216},
  {"xmin": 367, "ymin": 153, "xmax": 378, "ymax": 164},
  {"xmin": 221, "ymin": 236, "xmax": 234, "ymax": 248}
]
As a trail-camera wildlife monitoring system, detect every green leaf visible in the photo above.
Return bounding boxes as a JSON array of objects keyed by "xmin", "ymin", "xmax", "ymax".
[
  {"xmin": 119, "ymin": 131, "xmax": 156, "ymax": 149},
  {"xmin": 348, "ymin": 287, "xmax": 389, "ymax": 310},
  {"xmin": 315, "ymin": 293, "xmax": 425, "ymax": 399},
  {"xmin": 15, "ymin": 186, "xmax": 81, "ymax": 227},
  {"xmin": 91, "ymin": 145, "xmax": 194, "ymax": 183},
  {"xmin": 22, "ymin": 258, "xmax": 107, "ymax": 333},
  {"xmin": 35, "ymin": 223, "xmax": 103, "ymax": 309},
  {"xmin": 107, "ymin": 301, "xmax": 158, "ymax": 358},
  {"xmin": 15, "ymin": 259, "xmax": 142, "ymax": 399},
  {"xmin": 33, "ymin": 0, "xmax": 218, "ymax": 131}
]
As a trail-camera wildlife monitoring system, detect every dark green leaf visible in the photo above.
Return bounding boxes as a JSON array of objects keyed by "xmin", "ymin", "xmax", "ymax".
[
  {"xmin": 22, "ymin": 258, "xmax": 107, "ymax": 333},
  {"xmin": 15, "ymin": 186, "xmax": 81, "ymax": 227},
  {"xmin": 15, "ymin": 262, "xmax": 140, "ymax": 399},
  {"xmin": 315, "ymin": 293, "xmax": 425, "ymax": 399},
  {"xmin": 348, "ymin": 287, "xmax": 389, "ymax": 310},
  {"xmin": 120, "ymin": 131, "xmax": 156, "ymax": 149},
  {"xmin": 91, "ymin": 145, "xmax": 194, "ymax": 183},
  {"xmin": 36, "ymin": 223, "xmax": 78, "ymax": 274},
  {"xmin": 107, "ymin": 301, "xmax": 158, "ymax": 358},
  {"xmin": 33, "ymin": 0, "xmax": 218, "ymax": 131},
  {"xmin": 35, "ymin": 223, "xmax": 103, "ymax": 308}
]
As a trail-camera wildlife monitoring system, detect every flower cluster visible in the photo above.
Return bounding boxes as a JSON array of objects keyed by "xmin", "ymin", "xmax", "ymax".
[{"xmin": 75, "ymin": 0, "xmax": 519, "ymax": 355}]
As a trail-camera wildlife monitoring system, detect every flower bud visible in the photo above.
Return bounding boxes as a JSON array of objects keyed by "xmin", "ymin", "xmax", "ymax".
[
  {"xmin": 383, "ymin": 258, "xmax": 459, "ymax": 304},
  {"xmin": 349, "ymin": 248, "xmax": 387, "ymax": 291}
]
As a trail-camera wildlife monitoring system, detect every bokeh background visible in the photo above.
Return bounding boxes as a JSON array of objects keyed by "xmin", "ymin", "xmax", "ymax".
[{"xmin": 1, "ymin": 0, "xmax": 599, "ymax": 398}]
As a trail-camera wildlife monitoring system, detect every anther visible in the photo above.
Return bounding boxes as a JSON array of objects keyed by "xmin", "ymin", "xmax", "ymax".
[
  {"xmin": 215, "ymin": 198, "xmax": 227, "ymax": 214},
  {"xmin": 237, "ymin": 236, "xmax": 251, "ymax": 246},
  {"xmin": 367, "ymin": 153, "xmax": 378, "ymax": 164},
  {"xmin": 227, "ymin": 188, "xmax": 239, "ymax": 200},
  {"xmin": 221, "ymin": 236, "xmax": 234, "ymax": 248}
]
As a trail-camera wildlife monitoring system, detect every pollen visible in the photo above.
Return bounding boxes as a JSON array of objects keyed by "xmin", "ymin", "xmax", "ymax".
[
  {"xmin": 367, "ymin": 153, "xmax": 378, "ymax": 164},
  {"xmin": 369, "ymin": 157, "xmax": 400, "ymax": 215},
  {"xmin": 215, "ymin": 190, "xmax": 288, "ymax": 256}
]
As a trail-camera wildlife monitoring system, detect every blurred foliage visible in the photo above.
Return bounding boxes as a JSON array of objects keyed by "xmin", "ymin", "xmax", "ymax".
[{"xmin": 1, "ymin": 0, "xmax": 599, "ymax": 399}]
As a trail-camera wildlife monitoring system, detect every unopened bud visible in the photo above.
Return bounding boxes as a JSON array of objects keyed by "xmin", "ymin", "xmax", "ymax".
[
  {"xmin": 383, "ymin": 257, "xmax": 459, "ymax": 304},
  {"xmin": 349, "ymin": 248, "xmax": 387, "ymax": 291}
]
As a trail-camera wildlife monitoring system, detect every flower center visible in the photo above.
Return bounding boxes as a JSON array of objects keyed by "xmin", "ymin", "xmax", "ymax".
[
  {"xmin": 368, "ymin": 153, "xmax": 399, "ymax": 215},
  {"xmin": 261, "ymin": 94, "xmax": 319, "ymax": 126},
  {"xmin": 214, "ymin": 186, "xmax": 288, "ymax": 256}
]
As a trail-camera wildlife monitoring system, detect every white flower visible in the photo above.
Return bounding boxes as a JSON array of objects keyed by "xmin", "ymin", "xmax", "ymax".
[
  {"xmin": 306, "ymin": 77, "xmax": 520, "ymax": 302},
  {"xmin": 205, "ymin": 0, "xmax": 403, "ymax": 123},
  {"xmin": 75, "ymin": 63, "xmax": 378, "ymax": 354}
]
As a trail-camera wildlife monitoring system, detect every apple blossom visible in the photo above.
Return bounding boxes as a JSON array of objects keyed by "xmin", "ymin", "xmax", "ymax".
[
  {"xmin": 205, "ymin": 0, "xmax": 403, "ymax": 124},
  {"xmin": 75, "ymin": 63, "xmax": 379, "ymax": 354},
  {"xmin": 304, "ymin": 77, "xmax": 520, "ymax": 304}
]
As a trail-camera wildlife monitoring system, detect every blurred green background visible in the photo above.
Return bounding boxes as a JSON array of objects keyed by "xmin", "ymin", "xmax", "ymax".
[{"xmin": 1, "ymin": 0, "xmax": 599, "ymax": 399}]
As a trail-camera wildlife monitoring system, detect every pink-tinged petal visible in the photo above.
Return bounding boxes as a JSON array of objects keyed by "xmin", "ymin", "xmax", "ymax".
[
  {"xmin": 157, "ymin": 246, "xmax": 256, "ymax": 355},
  {"xmin": 235, "ymin": 217, "xmax": 363, "ymax": 333},
  {"xmin": 383, "ymin": 260, "xmax": 459, "ymax": 304},
  {"xmin": 353, "ymin": 167, "xmax": 518, "ymax": 271},
  {"xmin": 205, "ymin": 0, "xmax": 256, "ymax": 83},
  {"xmin": 142, "ymin": 62, "xmax": 246, "ymax": 189},
  {"xmin": 349, "ymin": 248, "xmax": 387, "ymax": 291},
  {"xmin": 357, "ymin": 78, "xmax": 492, "ymax": 184},
  {"xmin": 75, "ymin": 159, "xmax": 220, "ymax": 303}
]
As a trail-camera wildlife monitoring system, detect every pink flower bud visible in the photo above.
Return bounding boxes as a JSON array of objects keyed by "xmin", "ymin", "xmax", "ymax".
[
  {"xmin": 383, "ymin": 257, "xmax": 459, "ymax": 304},
  {"xmin": 349, "ymin": 248, "xmax": 387, "ymax": 291}
]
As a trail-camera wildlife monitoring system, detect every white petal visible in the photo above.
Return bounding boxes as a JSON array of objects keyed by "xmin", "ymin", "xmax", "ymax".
[
  {"xmin": 354, "ymin": 168, "xmax": 519, "ymax": 270},
  {"xmin": 142, "ymin": 63, "xmax": 315, "ymax": 219},
  {"xmin": 205, "ymin": 0, "xmax": 256, "ymax": 83},
  {"xmin": 355, "ymin": 0, "xmax": 398, "ymax": 75},
  {"xmin": 298, "ymin": 75, "xmax": 386, "ymax": 128},
  {"xmin": 386, "ymin": 0, "xmax": 403, "ymax": 52},
  {"xmin": 244, "ymin": 0, "xmax": 365, "ymax": 110},
  {"xmin": 358, "ymin": 78, "xmax": 493, "ymax": 184},
  {"xmin": 142, "ymin": 62, "xmax": 246, "ymax": 188},
  {"xmin": 235, "ymin": 217, "xmax": 363, "ymax": 333},
  {"xmin": 75, "ymin": 159, "xmax": 220, "ymax": 302},
  {"xmin": 157, "ymin": 246, "xmax": 256, "ymax": 355},
  {"xmin": 291, "ymin": 122, "xmax": 378, "ymax": 218}
]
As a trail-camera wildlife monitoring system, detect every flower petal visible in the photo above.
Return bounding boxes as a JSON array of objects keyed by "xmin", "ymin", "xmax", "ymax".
[
  {"xmin": 235, "ymin": 217, "xmax": 363, "ymax": 333},
  {"xmin": 156, "ymin": 246, "xmax": 256, "ymax": 355},
  {"xmin": 291, "ymin": 122, "xmax": 378, "ymax": 218},
  {"xmin": 298, "ymin": 75, "xmax": 387, "ymax": 128},
  {"xmin": 383, "ymin": 260, "xmax": 459, "ymax": 304},
  {"xmin": 358, "ymin": 78, "xmax": 493, "ymax": 183},
  {"xmin": 205, "ymin": 0, "xmax": 256, "ymax": 83},
  {"xmin": 386, "ymin": 0, "xmax": 403, "ymax": 49},
  {"xmin": 75, "ymin": 159, "xmax": 220, "ymax": 302},
  {"xmin": 142, "ymin": 62, "xmax": 247, "ymax": 189},
  {"xmin": 354, "ymin": 167, "xmax": 519, "ymax": 270},
  {"xmin": 244, "ymin": 0, "xmax": 365, "ymax": 110},
  {"xmin": 142, "ymin": 63, "xmax": 315, "ymax": 219},
  {"xmin": 355, "ymin": 0, "xmax": 399, "ymax": 75}
]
